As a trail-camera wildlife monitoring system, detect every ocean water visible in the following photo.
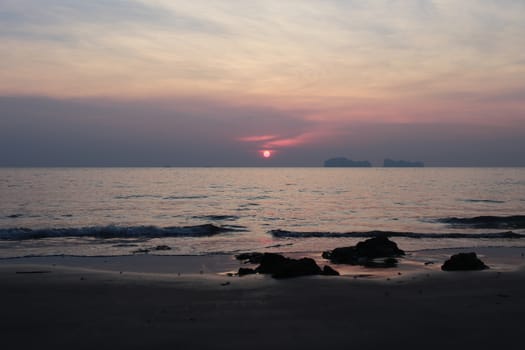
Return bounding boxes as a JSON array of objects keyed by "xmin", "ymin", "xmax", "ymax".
[{"xmin": 1, "ymin": 167, "xmax": 524, "ymax": 258}]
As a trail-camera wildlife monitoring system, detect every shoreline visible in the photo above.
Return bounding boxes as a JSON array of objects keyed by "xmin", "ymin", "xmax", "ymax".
[
  {"xmin": 2, "ymin": 255, "xmax": 525, "ymax": 349},
  {"xmin": 2, "ymin": 245, "xmax": 524, "ymax": 276}
]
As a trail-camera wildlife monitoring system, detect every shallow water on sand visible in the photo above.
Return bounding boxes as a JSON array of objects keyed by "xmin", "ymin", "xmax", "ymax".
[{"xmin": 1, "ymin": 168, "xmax": 524, "ymax": 257}]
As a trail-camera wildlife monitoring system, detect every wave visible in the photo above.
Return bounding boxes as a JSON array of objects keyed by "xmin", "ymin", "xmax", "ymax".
[
  {"xmin": 114, "ymin": 194, "xmax": 162, "ymax": 199},
  {"xmin": 115, "ymin": 194, "xmax": 209, "ymax": 200},
  {"xmin": 0, "ymin": 224, "xmax": 244, "ymax": 240},
  {"xmin": 5, "ymin": 214, "xmax": 44, "ymax": 219},
  {"xmin": 437, "ymin": 215, "xmax": 525, "ymax": 229},
  {"xmin": 461, "ymin": 199, "xmax": 505, "ymax": 204},
  {"xmin": 163, "ymin": 195, "xmax": 208, "ymax": 200},
  {"xmin": 270, "ymin": 229, "xmax": 525, "ymax": 239},
  {"xmin": 6, "ymin": 214, "xmax": 23, "ymax": 218},
  {"xmin": 192, "ymin": 215, "xmax": 240, "ymax": 221}
]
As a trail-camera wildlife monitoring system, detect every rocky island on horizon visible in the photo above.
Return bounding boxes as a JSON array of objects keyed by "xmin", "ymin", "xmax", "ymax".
[
  {"xmin": 323, "ymin": 157, "xmax": 372, "ymax": 167},
  {"xmin": 323, "ymin": 157, "xmax": 425, "ymax": 167}
]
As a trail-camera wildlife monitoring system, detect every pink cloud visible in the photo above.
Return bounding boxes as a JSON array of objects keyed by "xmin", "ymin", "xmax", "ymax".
[
  {"xmin": 238, "ymin": 130, "xmax": 332, "ymax": 150},
  {"xmin": 263, "ymin": 134, "xmax": 311, "ymax": 148},
  {"xmin": 237, "ymin": 135, "xmax": 278, "ymax": 142}
]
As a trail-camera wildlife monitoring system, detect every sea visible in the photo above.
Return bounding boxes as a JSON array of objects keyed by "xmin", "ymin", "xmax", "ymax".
[{"xmin": 1, "ymin": 167, "xmax": 524, "ymax": 259}]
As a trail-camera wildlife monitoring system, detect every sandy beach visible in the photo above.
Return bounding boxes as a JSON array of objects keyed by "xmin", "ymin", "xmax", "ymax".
[{"xmin": 2, "ymin": 250, "xmax": 525, "ymax": 350}]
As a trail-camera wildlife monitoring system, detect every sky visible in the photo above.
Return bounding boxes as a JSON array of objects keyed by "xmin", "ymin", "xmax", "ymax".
[{"xmin": 1, "ymin": 0, "xmax": 524, "ymax": 166}]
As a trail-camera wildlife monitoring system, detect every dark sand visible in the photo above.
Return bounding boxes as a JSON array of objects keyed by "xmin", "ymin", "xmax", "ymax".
[{"xmin": 1, "ymin": 251, "xmax": 525, "ymax": 349}]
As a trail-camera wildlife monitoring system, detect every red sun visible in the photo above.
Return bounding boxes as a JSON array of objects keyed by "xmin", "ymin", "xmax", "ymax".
[{"xmin": 262, "ymin": 150, "xmax": 272, "ymax": 158}]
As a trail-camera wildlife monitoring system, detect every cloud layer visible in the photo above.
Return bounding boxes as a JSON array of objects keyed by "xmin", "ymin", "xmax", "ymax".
[
  {"xmin": 1, "ymin": 1, "xmax": 524, "ymax": 165},
  {"xmin": 1, "ymin": 95, "xmax": 524, "ymax": 166}
]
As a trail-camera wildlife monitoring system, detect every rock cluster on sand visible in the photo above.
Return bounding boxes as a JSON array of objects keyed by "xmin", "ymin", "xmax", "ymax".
[
  {"xmin": 441, "ymin": 252, "xmax": 489, "ymax": 271},
  {"xmin": 322, "ymin": 236, "xmax": 405, "ymax": 267},
  {"xmin": 322, "ymin": 265, "xmax": 340, "ymax": 276},
  {"xmin": 236, "ymin": 252, "xmax": 340, "ymax": 278},
  {"xmin": 235, "ymin": 252, "xmax": 264, "ymax": 264}
]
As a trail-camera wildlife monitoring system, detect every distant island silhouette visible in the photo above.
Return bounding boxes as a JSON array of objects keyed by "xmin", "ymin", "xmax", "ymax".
[
  {"xmin": 323, "ymin": 157, "xmax": 372, "ymax": 167},
  {"xmin": 383, "ymin": 158, "xmax": 424, "ymax": 167},
  {"xmin": 323, "ymin": 157, "xmax": 425, "ymax": 167}
]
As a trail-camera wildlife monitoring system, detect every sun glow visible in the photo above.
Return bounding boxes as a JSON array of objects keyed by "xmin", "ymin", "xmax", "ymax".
[{"xmin": 262, "ymin": 150, "xmax": 272, "ymax": 158}]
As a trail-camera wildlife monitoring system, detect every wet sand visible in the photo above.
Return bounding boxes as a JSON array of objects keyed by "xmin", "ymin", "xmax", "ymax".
[{"xmin": 1, "ymin": 251, "xmax": 525, "ymax": 349}]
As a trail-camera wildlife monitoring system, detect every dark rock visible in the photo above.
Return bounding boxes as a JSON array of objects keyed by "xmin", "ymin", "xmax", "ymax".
[
  {"xmin": 132, "ymin": 248, "xmax": 150, "ymax": 254},
  {"xmin": 238, "ymin": 267, "xmax": 256, "ymax": 276},
  {"xmin": 154, "ymin": 245, "xmax": 171, "ymax": 251},
  {"xmin": 355, "ymin": 236, "xmax": 405, "ymax": 257},
  {"xmin": 272, "ymin": 258, "xmax": 322, "ymax": 279},
  {"xmin": 237, "ymin": 252, "xmax": 340, "ymax": 278},
  {"xmin": 441, "ymin": 252, "xmax": 489, "ymax": 271},
  {"xmin": 322, "ymin": 265, "xmax": 340, "ymax": 276},
  {"xmin": 235, "ymin": 252, "xmax": 264, "ymax": 264},
  {"xmin": 255, "ymin": 253, "xmax": 291, "ymax": 274},
  {"xmin": 243, "ymin": 253, "xmax": 324, "ymax": 279},
  {"xmin": 323, "ymin": 236, "xmax": 405, "ymax": 265}
]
